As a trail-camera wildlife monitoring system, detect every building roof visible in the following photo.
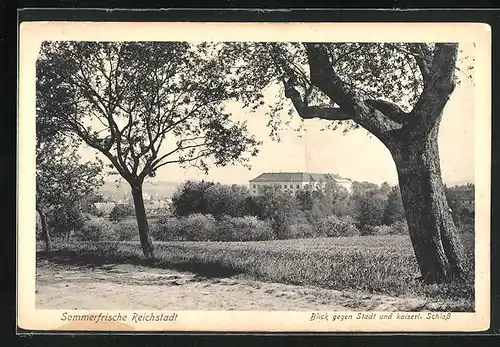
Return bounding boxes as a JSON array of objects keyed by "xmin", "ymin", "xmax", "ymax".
[{"xmin": 249, "ymin": 172, "xmax": 351, "ymax": 183}]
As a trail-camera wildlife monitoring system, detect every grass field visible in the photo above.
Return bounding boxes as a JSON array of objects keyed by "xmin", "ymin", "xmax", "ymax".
[{"xmin": 37, "ymin": 233, "xmax": 475, "ymax": 310}]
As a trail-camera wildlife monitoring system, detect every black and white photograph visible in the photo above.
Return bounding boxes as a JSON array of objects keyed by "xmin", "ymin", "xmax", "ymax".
[{"xmin": 17, "ymin": 21, "xmax": 491, "ymax": 332}]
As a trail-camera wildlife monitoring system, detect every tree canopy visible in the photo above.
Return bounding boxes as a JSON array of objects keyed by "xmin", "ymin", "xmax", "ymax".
[{"xmin": 37, "ymin": 41, "xmax": 261, "ymax": 184}]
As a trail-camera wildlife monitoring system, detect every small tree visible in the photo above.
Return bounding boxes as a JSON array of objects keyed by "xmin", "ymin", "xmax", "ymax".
[
  {"xmin": 171, "ymin": 180, "xmax": 215, "ymax": 216},
  {"xmin": 356, "ymin": 190, "xmax": 387, "ymax": 231},
  {"xmin": 383, "ymin": 185, "xmax": 406, "ymax": 225},
  {"xmin": 37, "ymin": 42, "xmax": 260, "ymax": 258},
  {"xmin": 36, "ymin": 137, "xmax": 103, "ymax": 250}
]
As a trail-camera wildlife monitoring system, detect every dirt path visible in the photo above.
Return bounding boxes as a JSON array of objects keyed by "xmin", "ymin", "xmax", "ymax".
[{"xmin": 36, "ymin": 259, "xmax": 451, "ymax": 311}]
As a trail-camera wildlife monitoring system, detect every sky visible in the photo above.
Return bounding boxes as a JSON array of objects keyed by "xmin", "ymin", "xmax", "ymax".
[
  {"xmin": 157, "ymin": 80, "xmax": 474, "ymax": 186},
  {"xmin": 56, "ymin": 39, "xmax": 477, "ymax": 188},
  {"xmin": 80, "ymin": 67, "xmax": 475, "ymax": 187}
]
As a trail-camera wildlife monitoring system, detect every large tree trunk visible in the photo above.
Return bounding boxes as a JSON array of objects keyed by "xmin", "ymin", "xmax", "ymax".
[
  {"xmin": 130, "ymin": 183, "xmax": 155, "ymax": 259},
  {"xmin": 36, "ymin": 207, "xmax": 51, "ymax": 251},
  {"xmin": 389, "ymin": 129, "xmax": 467, "ymax": 284}
]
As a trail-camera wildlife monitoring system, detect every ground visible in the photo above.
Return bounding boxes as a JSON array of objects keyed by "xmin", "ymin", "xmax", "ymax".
[{"xmin": 36, "ymin": 258, "xmax": 465, "ymax": 311}]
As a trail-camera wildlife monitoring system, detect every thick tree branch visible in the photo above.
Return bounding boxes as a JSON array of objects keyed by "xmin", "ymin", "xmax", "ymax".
[
  {"xmin": 283, "ymin": 82, "xmax": 351, "ymax": 121},
  {"xmin": 279, "ymin": 43, "xmax": 404, "ymax": 143},
  {"xmin": 410, "ymin": 43, "xmax": 458, "ymax": 136},
  {"xmin": 399, "ymin": 44, "xmax": 432, "ymax": 84}
]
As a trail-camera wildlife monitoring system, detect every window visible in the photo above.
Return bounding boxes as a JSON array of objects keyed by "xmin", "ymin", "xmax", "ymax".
[
  {"xmin": 284, "ymin": 185, "xmax": 287, "ymax": 188},
  {"xmin": 296, "ymin": 184, "xmax": 299, "ymax": 189}
]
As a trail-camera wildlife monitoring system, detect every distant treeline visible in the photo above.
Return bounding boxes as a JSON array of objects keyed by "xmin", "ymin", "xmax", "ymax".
[{"xmin": 37, "ymin": 179, "xmax": 474, "ymax": 243}]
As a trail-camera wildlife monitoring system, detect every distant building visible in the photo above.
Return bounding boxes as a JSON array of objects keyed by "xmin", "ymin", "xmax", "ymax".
[{"xmin": 249, "ymin": 172, "xmax": 353, "ymax": 195}]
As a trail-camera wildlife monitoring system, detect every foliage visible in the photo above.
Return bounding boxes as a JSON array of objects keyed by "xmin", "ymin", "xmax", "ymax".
[
  {"xmin": 204, "ymin": 184, "xmax": 251, "ymax": 218},
  {"xmin": 171, "ymin": 180, "xmax": 215, "ymax": 216},
  {"xmin": 383, "ymin": 185, "xmax": 406, "ymax": 225},
  {"xmin": 75, "ymin": 216, "xmax": 114, "ymax": 241},
  {"xmin": 445, "ymin": 184, "xmax": 475, "ymax": 230},
  {"xmin": 35, "ymin": 135, "xmax": 104, "ymax": 232},
  {"xmin": 37, "ymin": 41, "xmax": 262, "ymax": 255},
  {"xmin": 356, "ymin": 190, "xmax": 387, "ymax": 231},
  {"xmin": 109, "ymin": 204, "xmax": 135, "ymax": 221},
  {"xmin": 152, "ymin": 216, "xmax": 184, "ymax": 241},
  {"xmin": 180, "ymin": 213, "xmax": 217, "ymax": 241},
  {"xmin": 250, "ymin": 186, "xmax": 302, "ymax": 239},
  {"xmin": 172, "ymin": 180, "xmax": 251, "ymax": 218},
  {"xmin": 170, "ymin": 179, "xmax": 415, "ymax": 239},
  {"xmin": 215, "ymin": 215, "xmax": 274, "ymax": 242},
  {"xmin": 49, "ymin": 203, "xmax": 87, "ymax": 237},
  {"xmin": 390, "ymin": 220, "xmax": 410, "ymax": 235},
  {"xmin": 114, "ymin": 219, "xmax": 139, "ymax": 241},
  {"xmin": 37, "ymin": 41, "xmax": 261, "ymax": 181},
  {"xmin": 314, "ymin": 215, "xmax": 359, "ymax": 237}
]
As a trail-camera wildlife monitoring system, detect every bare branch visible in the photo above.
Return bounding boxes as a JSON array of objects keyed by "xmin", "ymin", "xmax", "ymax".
[{"xmin": 151, "ymin": 149, "xmax": 215, "ymax": 172}]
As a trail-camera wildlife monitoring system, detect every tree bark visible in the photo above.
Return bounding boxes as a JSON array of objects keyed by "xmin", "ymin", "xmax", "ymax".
[
  {"xmin": 37, "ymin": 207, "xmax": 51, "ymax": 251},
  {"xmin": 388, "ymin": 128, "xmax": 467, "ymax": 284},
  {"xmin": 130, "ymin": 182, "xmax": 155, "ymax": 259}
]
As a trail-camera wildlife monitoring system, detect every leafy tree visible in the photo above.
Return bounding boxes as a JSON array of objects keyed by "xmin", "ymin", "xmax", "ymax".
[
  {"xmin": 356, "ymin": 190, "xmax": 387, "ymax": 231},
  {"xmin": 36, "ymin": 137, "xmax": 103, "ymax": 250},
  {"xmin": 171, "ymin": 180, "xmax": 215, "ymax": 216},
  {"xmin": 172, "ymin": 181, "xmax": 251, "ymax": 218},
  {"xmin": 204, "ymin": 184, "xmax": 250, "ymax": 218},
  {"xmin": 109, "ymin": 204, "xmax": 135, "ymax": 221},
  {"xmin": 225, "ymin": 42, "xmax": 469, "ymax": 283},
  {"xmin": 383, "ymin": 185, "xmax": 406, "ymax": 225},
  {"xmin": 37, "ymin": 42, "xmax": 260, "ymax": 258},
  {"xmin": 295, "ymin": 189, "xmax": 313, "ymax": 212},
  {"xmin": 36, "ymin": 65, "xmax": 104, "ymax": 250},
  {"xmin": 379, "ymin": 182, "xmax": 392, "ymax": 197},
  {"xmin": 321, "ymin": 179, "xmax": 353, "ymax": 216},
  {"xmin": 251, "ymin": 186, "xmax": 300, "ymax": 239},
  {"xmin": 445, "ymin": 184, "xmax": 475, "ymax": 229}
]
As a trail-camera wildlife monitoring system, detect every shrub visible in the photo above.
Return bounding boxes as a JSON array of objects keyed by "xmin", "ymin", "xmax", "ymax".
[
  {"xmin": 356, "ymin": 193, "xmax": 386, "ymax": 229},
  {"xmin": 50, "ymin": 205, "xmax": 87, "ymax": 238},
  {"xmin": 360, "ymin": 225, "xmax": 377, "ymax": 236},
  {"xmin": 287, "ymin": 220, "xmax": 316, "ymax": 239},
  {"xmin": 152, "ymin": 216, "xmax": 183, "ymax": 241},
  {"xmin": 109, "ymin": 204, "xmax": 135, "ymax": 221},
  {"xmin": 171, "ymin": 181, "xmax": 215, "ymax": 217},
  {"xmin": 180, "ymin": 213, "xmax": 217, "ymax": 241},
  {"xmin": 114, "ymin": 219, "xmax": 139, "ymax": 241},
  {"xmin": 371, "ymin": 225, "xmax": 394, "ymax": 235},
  {"xmin": 391, "ymin": 220, "xmax": 409, "ymax": 234},
  {"xmin": 215, "ymin": 215, "xmax": 274, "ymax": 241},
  {"xmin": 314, "ymin": 215, "xmax": 359, "ymax": 237},
  {"xmin": 75, "ymin": 216, "xmax": 114, "ymax": 241},
  {"xmin": 383, "ymin": 186, "xmax": 406, "ymax": 225},
  {"xmin": 368, "ymin": 221, "xmax": 409, "ymax": 236}
]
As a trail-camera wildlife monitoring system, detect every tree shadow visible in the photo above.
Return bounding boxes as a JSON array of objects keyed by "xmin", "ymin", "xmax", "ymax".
[{"xmin": 37, "ymin": 249, "xmax": 243, "ymax": 279}]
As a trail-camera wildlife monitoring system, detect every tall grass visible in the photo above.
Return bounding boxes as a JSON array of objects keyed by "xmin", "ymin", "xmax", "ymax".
[{"xmin": 38, "ymin": 234, "xmax": 474, "ymax": 309}]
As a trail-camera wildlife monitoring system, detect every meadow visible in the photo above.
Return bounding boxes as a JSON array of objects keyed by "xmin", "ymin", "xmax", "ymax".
[{"xmin": 38, "ymin": 233, "xmax": 475, "ymax": 311}]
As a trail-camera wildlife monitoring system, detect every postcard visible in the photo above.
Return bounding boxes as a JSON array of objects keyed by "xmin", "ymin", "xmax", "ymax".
[{"xmin": 18, "ymin": 20, "xmax": 491, "ymax": 332}]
